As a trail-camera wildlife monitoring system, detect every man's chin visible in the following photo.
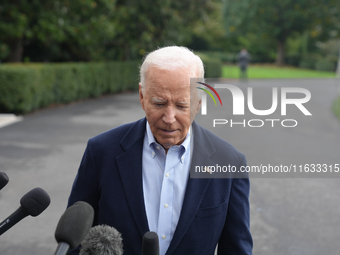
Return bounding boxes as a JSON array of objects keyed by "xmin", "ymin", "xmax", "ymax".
[
  {"xmin": 160, "ymin": 142, "xmax": 175, "ymax": 149},
  {"xmin": 159, "ymin": 139, "xmax": 185, "ymax": 149},
  {"xmin": 155, "ymin": 135, "xmax": 185, "ymax": 149}
]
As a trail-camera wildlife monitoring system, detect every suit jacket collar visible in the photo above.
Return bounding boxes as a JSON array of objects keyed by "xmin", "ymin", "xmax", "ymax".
[
  {"xmin": 116, "ymin": 118, "xmax": 216, "ymax": 253},
  {"xmin": 116, "ymin": 118, "xmax": 149, "ymax": 239},
  {"xmin": 166, "ymin": 121, "xmax": 215, "ymax": 254}
]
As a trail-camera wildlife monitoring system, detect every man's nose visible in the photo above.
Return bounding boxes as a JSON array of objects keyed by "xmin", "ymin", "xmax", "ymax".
[{"xmin": 162, "ymin": 106, "xmax": 176, "ymax": 124}]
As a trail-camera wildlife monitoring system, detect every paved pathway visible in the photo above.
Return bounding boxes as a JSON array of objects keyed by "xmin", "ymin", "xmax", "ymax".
[{"xmin": 0, "ymin": 79, "xmax": 339, "ymax": 254}]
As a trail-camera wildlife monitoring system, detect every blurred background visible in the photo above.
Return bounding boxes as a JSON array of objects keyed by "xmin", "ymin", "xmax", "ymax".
[
  {"xmin": 1, "ymin": 0, "xmax": 340, "ymax": 254},
  {"xmin": 1, "ymin": 0, "xmax": 340, "ymax": 115},
  {"xmin": 0, "ymin": 0, "xmax": 339, "ymax": 67}
]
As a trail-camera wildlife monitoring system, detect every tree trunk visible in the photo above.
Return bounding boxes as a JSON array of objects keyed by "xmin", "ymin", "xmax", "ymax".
[
  {"xmin": 7, "ymin": 38, "xmax": 23, "ymax": 62},
  {"xmin": 276, "ymin": 40, "xmax": 285, "ymax": 66}
]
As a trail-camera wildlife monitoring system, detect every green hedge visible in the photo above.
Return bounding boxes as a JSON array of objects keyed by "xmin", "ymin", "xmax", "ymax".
[
  {"xmin": 0, "ymin": 56, "xmax": 222, "ymax": 114},
  {"xmin": 196, "ymin": 51, "xmax": 236, "ymax": 63},
  {"xmin": 296, "ymin": 54, "xmax": 337, "ymax": 72},
  {"xmin": 0, "ymin": 61, "xmax": 140, "ymax": 114},
  {"xmin": 298, "ymin": 54, "xmax": 319, "ymax": 69},
  {"xmin": 315, "ymin": 58, "xmax": 336, "ymax": 72},
  {"xmin": 196, "ymin": 52, "xmax": 222, "ymax": 78}
]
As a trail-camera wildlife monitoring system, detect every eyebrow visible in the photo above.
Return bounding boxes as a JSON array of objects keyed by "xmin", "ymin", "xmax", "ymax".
[{"xmin": 152, "ymin": 98, "xmax": 167, "ymax": 103}]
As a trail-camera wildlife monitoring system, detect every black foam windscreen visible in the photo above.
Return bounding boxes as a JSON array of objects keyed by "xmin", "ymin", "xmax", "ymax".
[
  {"xmin": 20, "ymin": 187, "xmax": 51, "ymax": 217},
  {"xmin": 0, "ymin": 172, "xmax": 9, "ymax": 190},
  {"xmin": 55, "ymin": 201, "xmax": 94, "ymax": 250},
  {"xmin": 80, "ymin": 225, "xmax": 123, "ymax": 255},
  {"xmin": 142, "ymin": 231, "xmax": 159, "ymax": 255}
]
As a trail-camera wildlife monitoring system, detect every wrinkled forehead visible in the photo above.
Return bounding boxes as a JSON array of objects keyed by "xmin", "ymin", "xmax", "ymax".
[
  {"xmin": 145, "ymin": 67, "xmax": 186, "ymax": 86},
  {"xmin": 143, "ymin": 67, "xmax": 202, "ymax": 102}
]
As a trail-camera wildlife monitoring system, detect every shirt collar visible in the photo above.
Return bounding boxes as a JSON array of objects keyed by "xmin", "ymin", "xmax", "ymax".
[{"xmin": 146, "ymin": 121, "xmax": 191, "ymax": 162}]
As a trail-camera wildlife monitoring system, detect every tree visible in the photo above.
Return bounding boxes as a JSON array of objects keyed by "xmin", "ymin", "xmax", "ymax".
[
  {"xmin": 107, "ymin": 0, "xmax": 219, "ymax": 60},
  {"xmin": 0, "ymin": 0, "xmax": 220, "ymax": 62},
  {"xmin": 0, "ymin": 0, "xmax": 116, "ymax": 62},
  {"xmin": 223, "ymin": 0, "xmax": 340, "ymax": 65}
]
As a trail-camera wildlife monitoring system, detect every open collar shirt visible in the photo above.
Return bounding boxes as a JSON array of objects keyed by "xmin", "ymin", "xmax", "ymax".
[{"xmin": 142, "ymin": 121, "xmax": 192, "ymax": 255}]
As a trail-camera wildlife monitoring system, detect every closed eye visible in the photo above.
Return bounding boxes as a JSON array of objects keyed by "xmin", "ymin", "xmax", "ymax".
[{"xmin": 177, "ymin": 105, "xmax": 188, "ymax": 109}]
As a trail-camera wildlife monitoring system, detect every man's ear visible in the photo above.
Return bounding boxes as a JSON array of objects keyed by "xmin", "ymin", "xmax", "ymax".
[
  {"xmin": 196, "ymin": 99, "xmax": 202, "ymax": 114},
  {"xmin": 139, "ymin": 83, "xmax": 145, "ymax": 111}
]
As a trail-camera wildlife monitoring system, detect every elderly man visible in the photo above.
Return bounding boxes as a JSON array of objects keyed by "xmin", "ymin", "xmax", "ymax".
[{"xmin": 67, "ymin": 46, "xmax": 252, "ymax": 255}]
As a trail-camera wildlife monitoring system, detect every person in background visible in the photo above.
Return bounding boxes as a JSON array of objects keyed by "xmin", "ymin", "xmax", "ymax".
[{"xmin": 237, "ymin": 48, "xmax": 251, "ymax": 79}]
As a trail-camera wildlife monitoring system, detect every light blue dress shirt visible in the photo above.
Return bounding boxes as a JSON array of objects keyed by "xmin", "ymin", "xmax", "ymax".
[{"xmin": 142, "ymin": 122, "xmax": 192, "ymax": 255}]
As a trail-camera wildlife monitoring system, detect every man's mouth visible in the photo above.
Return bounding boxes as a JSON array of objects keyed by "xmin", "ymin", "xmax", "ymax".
[{"xmin": 160, "ymin": 129, "xmax": 177, "ymax": 134}]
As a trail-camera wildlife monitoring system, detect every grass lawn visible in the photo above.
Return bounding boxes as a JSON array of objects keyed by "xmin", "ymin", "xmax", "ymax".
[
  {"xmin": 222, "ymin": 64, "xmax": 336, "ymax": 78},
  {"xmin": 333, "ymin": 96, "xmax": 340, "ymax": 121}
]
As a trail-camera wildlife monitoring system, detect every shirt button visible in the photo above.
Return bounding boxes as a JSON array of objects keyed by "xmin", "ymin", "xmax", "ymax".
[
  {"xmin": 164, "ymin": 203, "xmax": 168, "ymax": 208},
  {"xmin": 157, "ymin": 146, "xmax": 160, "ymax": 150},
  {"xmin": 166, "ymin": 173, "xmax": 170, "ymax": 177},
  {"xmin": 162, "ymin": 235, "xmax": 166, "ymax": 239},
  {"xmin": 152, "ymin": 151, "xmax": 155, "ymax": 156}
]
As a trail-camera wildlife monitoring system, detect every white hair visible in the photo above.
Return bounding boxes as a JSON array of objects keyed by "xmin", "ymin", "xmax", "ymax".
[{"xmin": 139, "ymin": 46, "xmax": 205, "ymax": 94}]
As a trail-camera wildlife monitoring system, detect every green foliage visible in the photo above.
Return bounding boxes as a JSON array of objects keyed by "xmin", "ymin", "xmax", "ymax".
[
  {"xmin": 223, "ymin": 0, "xmax": 340, "ymax": 64},
  {"xmin": 196, "ymin": 52, "xmax": 222, "ymax": 78},
  {"xmin": 298, "ymin": 55, "xmax": 319, "ymax": 69},
  {"xmin": 0, "ymin": 61, "xmax": 139, "ymax": 114},
  {"xmin": 187, "ymin": 1, "xmax": 226, "ymax": 51},
  {"xmin": 224, "ymin": 0, "xmax": 339, "ymax": 41},
  {"xmin": 85, "ymin": 0, "xmax": 219, "ymax": 60},
  {"xmin": 196, "ymin": 51, "xmax": 236, "ymax": 63},
  {"xmin": 316, "ymin": 39, "xmax": 340, "ymax": 56},
  {"xmin": 315, "ymin": 58, "xmax": 336, "ymax": 72},
  {"xmin": 297, "ymin": 54, "xmax": 337, "ymax": 71},
  {"xmin": 224, "ymin": 0, "xmax": 308, "ymax": 40},
  {"xmin": 285, "ymin": 55, "xmax": 302, "ymax": 67},
  {"xmin": 0, "ymin": 0, "xmax": 117, "ymax": 61},
  {"xmin": 333, "ymin": 96, "xmax": 340, "ymax": 121},
  {"xmin": 0, "ymin": 66, "xmax": 38, "ymax": 113},
  {"xmin": 0, "ymin": 0, "xmax": 219, "ymax": 62}
]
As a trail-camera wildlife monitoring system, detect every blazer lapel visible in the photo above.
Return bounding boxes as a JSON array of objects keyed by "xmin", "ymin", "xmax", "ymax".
[
  {"xmin": 166, "ymin": 121, "xmax": 216, "ymax": 254},
  {"xmin": 116, "ymin": 118, "xmax": 150, "ymax": 239}
]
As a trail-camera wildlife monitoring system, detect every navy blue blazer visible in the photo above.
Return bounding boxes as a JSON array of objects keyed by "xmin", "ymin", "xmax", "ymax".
[{"xmin": 68, "ymin": 118, "xmax": 252, "ymax": 254}]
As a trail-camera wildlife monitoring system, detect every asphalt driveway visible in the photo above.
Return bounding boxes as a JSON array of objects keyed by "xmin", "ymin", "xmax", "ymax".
[{"xmin": 0, "ymin": 78, "xmax": 339, "ymax": 255}]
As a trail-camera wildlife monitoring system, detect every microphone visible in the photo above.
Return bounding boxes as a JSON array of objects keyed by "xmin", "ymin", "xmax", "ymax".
[
  {"xmin": 54, "ymin": 201, "xmax": 94, "ymax": 255},
  {"xmin": 0, "ymin": 172, "xmax": 9, "ymax": 190},
  {"xmin": 0, "ymin": 187, "xmax": 50, "ymax": 236},
  {"xmin": 79, "ymin": 225, "xmax": 123, "ymax": 255},
  {"xmin": 142, "ymin": 231, "xmax": 159, "ymax": 255}
]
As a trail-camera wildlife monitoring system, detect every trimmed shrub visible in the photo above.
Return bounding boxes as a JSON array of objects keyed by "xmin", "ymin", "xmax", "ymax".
[
  {"xmin": 197, "ymin": 51, "xmax": 236, "ymax": 63},
  {"xmin": 285, "ymin": 55, "xmax": 302, "ymax": 67},
  {"xmin": 315, "ymin": 58, "xmax": 336, "ymax": 72},
  {"xmin": 0, "ymin": 61, "xmax": 139, "ymax": 114},
  {"xmin": 196, "ymin": 52, "xmax": 222, "ymax": 78},
  {"xmin": 299, "ymin": 55, "xmax": 318, "ymax": 69}
]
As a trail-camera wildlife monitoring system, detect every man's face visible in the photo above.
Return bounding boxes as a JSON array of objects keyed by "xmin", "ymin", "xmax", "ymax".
[{"xmin": 139, "ymin": 66, "xmax": 201, "ymax": 151}]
